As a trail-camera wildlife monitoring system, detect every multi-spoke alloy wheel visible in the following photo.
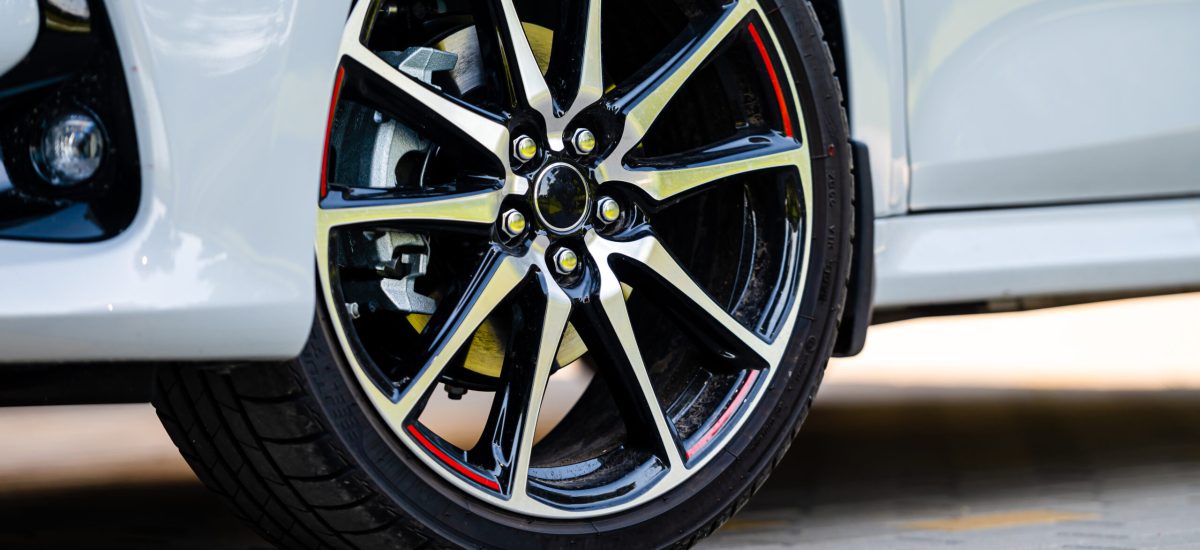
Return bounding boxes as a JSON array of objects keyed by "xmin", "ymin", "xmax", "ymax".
[{"xmin": 156, "ymin": 0, "xmax": 852, "ymax": 547}]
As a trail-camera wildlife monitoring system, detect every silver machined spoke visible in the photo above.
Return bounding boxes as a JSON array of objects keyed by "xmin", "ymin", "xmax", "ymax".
[
  {"xmin": 607, "ymin": 236, "xmax": 782, "ymax": 366},
  {"xmin": 495, "ymin": 0, "xmax": 555, "ymax": 118},
  {"xmin": 538, "ymin": 0, "xmax": 604, "ymax": 150},
  {"xmin": 595, "ymin": 261, "xmax": 687, "ymax": 471},
  {"xmin": 391, "ymin": 251, "xmax": 531, "ymax": 417},
  {"xmin": 342, "ymin": 43, "xmax": 511, "ymax": 166},
  {"xmin": 510, "ymin": 280, "xmax": 573, "ymax": 501},
  {"xmin": 340, "ymin": 1, "xmax": 510, "ymax": 167},
  {"xmin": 317, "ymin": 188, "xmax": 507, "ymax": 231},
  {"xmin": 606, "ymin": 0, "xmax": 754, "ymax": 161},
  {"xmin": 556, "ymin": 0, "xmax": 604, "ymax": 128},
  {"xmin": 600, "ymin": 141, "xmax": 805, "ymax": 203},
  {"xmin": 344, "ymin": 0, "xmax": 372, "ymax": 34}
]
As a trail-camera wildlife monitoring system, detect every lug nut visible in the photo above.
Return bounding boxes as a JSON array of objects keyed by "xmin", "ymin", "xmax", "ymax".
[
  {"xmin": 553, "ymin": 248, "xmax": 579, "ymax": 275},
  {"xmin": 513, "ymin": 135, "xmax": 538, "ymax": 163},
  {"xmin": 501, "ymin": 209, "xmax": 527, "ymax": 238},
  {"xmin": 596, "ymin": 196, "xmax": 621, "ymax": 224},
  {"xmin": 571, "ymin": 128, "xmax": 596, "ymax": 155}
]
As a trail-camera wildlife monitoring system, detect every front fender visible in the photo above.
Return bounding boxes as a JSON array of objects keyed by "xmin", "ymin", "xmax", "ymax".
[{"xmin": 0, "ymin": 0, "xmax": 348, "ymax": 362}]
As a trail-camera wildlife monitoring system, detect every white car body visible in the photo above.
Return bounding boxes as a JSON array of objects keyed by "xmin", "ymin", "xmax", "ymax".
[
  {"xmin": 1, "ymin": 0, "xmax": 1198, "ymax": 363},
  {"xmin": 849, "ymin": 0, "xmax": 1200, "ymax": 311}
]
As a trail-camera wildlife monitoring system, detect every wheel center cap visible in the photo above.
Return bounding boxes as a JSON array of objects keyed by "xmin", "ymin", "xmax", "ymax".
[{"xmin": 534, "ymin": 162, "xmax": 590, "ymax": 233}]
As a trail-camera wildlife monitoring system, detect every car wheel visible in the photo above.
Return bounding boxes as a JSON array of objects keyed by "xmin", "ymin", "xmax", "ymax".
[{"xmin": 154, "ymin": 0, "xmax": 851, "ymax": 547}]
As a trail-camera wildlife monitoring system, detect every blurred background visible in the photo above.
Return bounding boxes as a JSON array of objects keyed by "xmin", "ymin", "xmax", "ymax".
[{"xmin": 2, "ymin": 292, "xmax": 1198, "ymax": 549}]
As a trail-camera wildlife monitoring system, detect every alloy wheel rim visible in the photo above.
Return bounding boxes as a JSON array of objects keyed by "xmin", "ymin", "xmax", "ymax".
[{"xmin": 315, "ymin": 0, "xmax": 814, "ymax": 518}]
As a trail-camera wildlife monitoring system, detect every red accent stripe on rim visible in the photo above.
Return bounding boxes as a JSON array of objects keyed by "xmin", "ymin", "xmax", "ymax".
[
  {"xmin": 320, "ymin": 66, "xmax": 345, "ymax": 199},
  {"xmin": 406, "ymin": 424, "xmax": 501, "ymax": 492},
  {"xmin": 747, "ymin": 22, "xmax": 794, "ymax": 138},
  {"xmin": 686, "ymin": 369, "xmax": 761, "ymax": 459}
]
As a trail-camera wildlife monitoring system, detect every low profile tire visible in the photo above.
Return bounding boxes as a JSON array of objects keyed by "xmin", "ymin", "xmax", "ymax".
[{"xmin": 154, "ymin": 0, "xmax": 852, "ymax": 547}]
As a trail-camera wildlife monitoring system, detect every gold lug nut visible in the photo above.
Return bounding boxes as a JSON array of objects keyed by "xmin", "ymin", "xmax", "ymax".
[
  {"xmin": 513, "ymin": 135, "xmax": 538, "ymax": 163},
  {"xmin": 501, "ymin": 209, "xmax": 527, "ymax": 238},
  {"xmin": 596, "ymin": 196, "xmax": 621, "ymax": 224},
  {"xmin": 572, "ymin": 128, "xmax": 597, "ymax": 155},
  {"xmin": 553, "ymin": 248, "xmax": 579, "ymax": 275}
]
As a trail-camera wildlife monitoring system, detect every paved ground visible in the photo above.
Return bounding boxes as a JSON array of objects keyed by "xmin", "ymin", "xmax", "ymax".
[
  {"xmin": 701, "ymin": 387, "xmax": 1200, "ymax": 549},
  {"xmin": 1, "ymin": 387, "xmax": 1198, "ymax": 549},
  {"xmin": 1, "ymin": 293, "xmax": 1198, "ymax": 549}
]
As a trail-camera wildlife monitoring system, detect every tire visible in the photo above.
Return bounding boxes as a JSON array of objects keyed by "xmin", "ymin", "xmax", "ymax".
[{"xmin": 154, "ymin": 0, "xmax": 852, "ymax": 548}]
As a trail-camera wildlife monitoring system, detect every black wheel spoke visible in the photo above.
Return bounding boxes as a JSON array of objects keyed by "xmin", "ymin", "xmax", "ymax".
[
  {"xmin": 572, "ymin": 268, "xmax": 685, "ymax": 470},
  {"xmin": 340, "ymin": 1, "xmax": 511, "ymax": 168},
  {"xmin": 509, "ymin": 279, "xmax": 573, "ymax": 500},
  {"xmin": 467, "ymin": 0, "xmax": 553, "ymax": 115},
  {"xmin": 611, "ymin": 237, "xmax": 775, "ymax": 369},
  {"xmin": 392, "ymin": 248, "xmax": 531, "ymax": 420},
  {"xmin": 318, "ymin": 188, "xmax": 506, "ymax": 229},
  {"xmin": 464, "ymin": 278, "xmax": 570, "ymax": 490},
  {"xmin": 546, "ymin": 0, "xmax": 605, "ymax": 123},
  {"xmin": 602, "ymin": 131, "xmax": 806, "ymax": 206},
  {"xmin": 603, "ymin": 1, "xmax": 753, "ymax": 164}
]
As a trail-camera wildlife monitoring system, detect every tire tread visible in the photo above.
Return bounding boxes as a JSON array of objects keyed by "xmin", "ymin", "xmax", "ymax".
[{"xmin": 154, "ymin": 360, "xmax": 430, "ymax": 549}]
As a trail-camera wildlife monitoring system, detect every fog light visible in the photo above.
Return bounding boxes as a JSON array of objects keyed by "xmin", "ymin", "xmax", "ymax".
[{"xmin": 32, "ymin": 111, "xmax": 105, "ymax": 186}]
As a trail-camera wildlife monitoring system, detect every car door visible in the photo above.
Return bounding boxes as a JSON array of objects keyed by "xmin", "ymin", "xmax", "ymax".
[{"xmin": 903, "ymin": 0, "xmax": 1200, "ymax": 211}]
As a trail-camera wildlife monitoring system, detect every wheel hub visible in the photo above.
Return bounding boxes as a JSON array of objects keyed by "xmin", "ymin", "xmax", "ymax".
[{"xmin": 533, "ymin": 161, "xmax": 591, "ymax": 234}]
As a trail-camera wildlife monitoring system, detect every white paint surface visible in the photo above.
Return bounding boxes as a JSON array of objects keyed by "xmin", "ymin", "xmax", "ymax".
[
  {"xmin": 841, "ymin": 0, "xmax": 910, "ymax": 217},
  {"xmin": 0, "ymin": 0, "xmax": 348, "ymax": 361},
  {"xmin": 904, "ymin": 0, "xmax": 1200, "ymax": 210},
  {"xmin": 0, "ymin": 0, "xmax": 38, "ymax": 76},
  {"xmin": 874, "ymin": 198, "xmax": 1200, "ymax": 308}
]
